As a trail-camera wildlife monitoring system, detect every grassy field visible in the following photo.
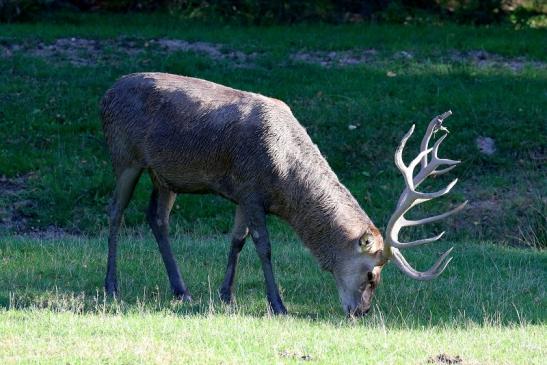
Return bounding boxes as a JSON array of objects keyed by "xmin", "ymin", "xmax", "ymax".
[
  {"xmin": 0, "ymin": 13, "xmax": 545, "ymax": 244},
  {"xmin": 1, "ymin": 234, "xmax": 545, "ymax": 364},
  {"xmin": 0, "ymin": 12, "xmax": 546, "ymax": 364}
]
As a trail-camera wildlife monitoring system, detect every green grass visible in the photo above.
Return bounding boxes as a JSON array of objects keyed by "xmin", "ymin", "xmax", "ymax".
[
  {"xmin": 1, "ymin": 312, "xmax": 544, "ymax": 364},
  {"xmin": 0, "ymin": 13, "xmax": 546, "ymax": 364},
  {"xmin": 0, "ymin": 13, "xmax": 545, "ymax": 246},
  {"xmin": 0, "ymin": 234, "xmax": 545, "ymax": 363}
]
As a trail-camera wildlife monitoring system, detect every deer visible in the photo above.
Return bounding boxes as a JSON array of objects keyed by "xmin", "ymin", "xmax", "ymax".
[{"xmin": 101, "ymin": 72, "xmax": 467, "ymax": 316}]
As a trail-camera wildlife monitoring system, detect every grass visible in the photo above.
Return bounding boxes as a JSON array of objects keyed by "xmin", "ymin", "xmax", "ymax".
[
  {"xmin": 0, "ymin": 13, "xmax": 545, "ymax": 245},
  {"xmin": 1, "ymin": 312, "xmax": 544, "ymax": 364},
  {"xmin": 0, "ymin": 234, "xmax": 545, "ymax": 364},
  {"xmin": 0, "ymin": 12, "xmax": 546, "ymax": 364}
]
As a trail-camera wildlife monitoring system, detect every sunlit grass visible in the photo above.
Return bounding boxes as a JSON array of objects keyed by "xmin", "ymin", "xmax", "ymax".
[
  {"xmin": 0, "ymin": 234, "xmax": 545, "ymax": 363},
  {"xmin": 1, "ymin": 311, "xmax": 545, "ymax": 364}
]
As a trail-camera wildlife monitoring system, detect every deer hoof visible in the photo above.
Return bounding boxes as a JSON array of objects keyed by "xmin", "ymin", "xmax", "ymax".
[
  {"xmin": 174, "ymin": 292, "xmax": 192, "ymax": 302},
  {"xmin": 104, "ymin": 282, "xmax": 118, "ymax": 297},
  {"xmin": 219, "ymin": 288, "xmax": 233, "ymax": 304},
  {"xmin": 269, "ymin": 302, "xmax": 288, "ymax": 315}
]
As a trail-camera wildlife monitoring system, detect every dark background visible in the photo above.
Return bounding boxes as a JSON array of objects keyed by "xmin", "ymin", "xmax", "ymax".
[{"xmin": 1, "ymin": 0, "xmax": 545, "ymax": 26}]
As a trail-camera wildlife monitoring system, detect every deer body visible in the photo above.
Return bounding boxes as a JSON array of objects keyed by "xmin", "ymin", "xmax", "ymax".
[
  {"xmin": 102, "ymin": 72, "xmax": 465, "ymax": 315},
  {"xmin": 103, "ymin": 73, "xmax": 365, "ymax": 229}
]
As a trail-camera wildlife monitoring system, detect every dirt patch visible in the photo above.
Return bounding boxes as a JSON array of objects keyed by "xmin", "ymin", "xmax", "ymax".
[
  {"xmin": 1, "ymin": 37, "xmax": 134, "ymax": 66},
  {"xmin": 0, "ymin": 175, "xmax": 32, "ymax": 232},
  {"xmin": 457, "ymin": 197, "xmax": 503, "ymax": 232},
  {"xmin": 467, "ymin": 198, "xmax": 501, "ymax": 212},
  {"xmin": 0, "ymin": 37, "xmax": 257, "ymax": 67},
  {"xmin": 451, "ymin": 170, "xmax": 546, "ymax": 248},
  {"xmin": 0, "ymin": 174, "xmax": 70, "ymax": 238},
  {"xmin": 290, "ymin": 48, "xmax": 545, "ymax": 71},
  {"xmin": 155, "ymin": 39, "xmax": 255, "ymax": 65},
  {"xmin": 428, "ymin": 353, "xmax": 463, "ymax": 364},
  {"xmin": 449, "ymin": 50, "xmax": 546, "ymax": 71},
  {"xmin": 279, "ymin": 350, "xmax": 313, "ymax": 361},
  {"xmin": 291, "ymin": 49, "xmax": 378, "ymax": 67},
  {"xmin": 3, "ymin": 38, "xmax": 544, "ymax": 71},
  {"xmin": 31, "ymin": 38, "xmax": 110, "ymax": 67}
]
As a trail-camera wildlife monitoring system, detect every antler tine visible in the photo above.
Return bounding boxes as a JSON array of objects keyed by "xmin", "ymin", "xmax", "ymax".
[
  {"xmin": 431, "ymin": 165, "xmax": 457, "ymax": 177},
  {"xmin": 414, "ymin": 132, "xmax": 460, "ymax": 188},
  {"xmin": 384, "ymin": 111, "xmax": 466, "ymax": 281},
  {"xmin": 431, "ymin": 133, "xmax": 448, "ymax": 159},
  {"xmin": 390, "ymin": 247, "xmax": 454, "ymax": 281},
  {"xmin": 419, "ymin": 110, "xmax": 452, "ymax": 169},
  {"xmin": 394, "ymin": 124, "xmax": 417, "ymax": 189},
  {"xmin": 404, "ymin": 200, "xmax": 468, "ymax": 227},
  {"xmin": 415, "ymin": 178, "xmax": 459, "ymax": 200},
  {"xmin": 388, "ymin": 231, "xmax": 446, "ymax": 249},
  {"xmin": 387, "ymin": 200, "xmax": 468, "ymax": 249}
]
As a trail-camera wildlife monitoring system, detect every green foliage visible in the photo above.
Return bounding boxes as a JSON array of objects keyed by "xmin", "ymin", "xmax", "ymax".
[
  {"xmin": 167, "ymin": 0, "xmax": 336, "ymax": 25},
  {"xmin": 1, "ymin": 0, "xmax": 546, "ymax": 26},
  {"xmin": 0, "ymin": 0, "xmax": 53, "ymax": 21}
]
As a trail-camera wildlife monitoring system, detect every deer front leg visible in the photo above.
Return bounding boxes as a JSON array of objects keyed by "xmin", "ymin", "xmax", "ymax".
[
  {"xmin": 219, "ymin": 206, "xmax": 249, "ymax": 303},
  {"xmin": 242, "ymin": 203, "xmax": 287, "ymax": 315}
]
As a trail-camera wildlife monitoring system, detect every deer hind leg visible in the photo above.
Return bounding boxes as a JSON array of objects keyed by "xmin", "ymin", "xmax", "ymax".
[
  {"xmin": 105, "ymin": 166, "xmax": 143, "ymax": 296},
  {"xmin": 146, "ymin": 182, "xmax": 191, "ymax": 301},
  {"xmin": 219, "ymin": 206, "xmax": 249, "ymax": 303}
]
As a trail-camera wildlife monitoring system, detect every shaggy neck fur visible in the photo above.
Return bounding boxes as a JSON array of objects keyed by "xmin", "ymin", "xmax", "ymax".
[{"xmin": 269, "ymin": 137, "xmax": 373, "ymax": 272}]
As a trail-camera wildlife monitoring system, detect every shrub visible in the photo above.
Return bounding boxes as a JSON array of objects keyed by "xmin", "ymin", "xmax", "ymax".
[
  {"xmin": 0, "ymin": 0, "xmax": 53, "ymax": 21},
  {"xmin": 0, "ymin": 1, "xmax": 545, "ymax": 27}
]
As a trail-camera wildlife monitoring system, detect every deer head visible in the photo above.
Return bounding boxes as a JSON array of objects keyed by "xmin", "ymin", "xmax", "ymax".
[{"xmin": 338, "ymin": 111, "xmax": 467, "ymax": 317}]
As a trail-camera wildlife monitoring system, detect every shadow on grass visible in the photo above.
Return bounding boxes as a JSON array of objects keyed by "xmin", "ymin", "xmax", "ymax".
[{"xmin": 0, "ymin": 233, "xmax": 544, "ymax": 328}]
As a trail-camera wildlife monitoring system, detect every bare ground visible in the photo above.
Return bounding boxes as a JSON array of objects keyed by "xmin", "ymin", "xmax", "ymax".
[
  {"xmin": 0, "ymin": 37, "xmax": 257, "ymax": 67},
  {"xmin": 0, "ymin": 174, "xmax": 70, "ymax": 239},
  {"xmin": 1, "ymin": 37, "xmax": 545, "ymax": 71},
  {"xmin": 290, "ymin": 48, "xmax": 379, "ymax": 67},
  {"xmin": 428, "ymin": 353, "xmax": 463, "ymax": 365},
  {"xmin": 0, "ymin": 174, "xmax": 30, "ymax": 232},
  {"xmin": 291, "ymin": 48, "xmax": 546, "ymax": 70}
]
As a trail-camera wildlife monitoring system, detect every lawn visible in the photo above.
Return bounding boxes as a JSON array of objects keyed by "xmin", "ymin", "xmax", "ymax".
[
  {"xmin": 0, "ymin": 234, "xmax": 545, "ymax": 364},
  {"xmin": 0, "ymin": 12, "xmax": 546, "ymax": 365},
  {"xmin": 0, "ymin": 13, "xmax": 545, "ymax": 244}
]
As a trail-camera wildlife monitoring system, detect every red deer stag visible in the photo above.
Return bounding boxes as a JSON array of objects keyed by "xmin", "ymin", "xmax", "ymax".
[{"xmin": 101, "ymin": 73, "xmax": 466, "ymax": 315}]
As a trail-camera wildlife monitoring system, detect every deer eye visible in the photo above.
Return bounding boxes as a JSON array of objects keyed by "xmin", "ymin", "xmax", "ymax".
[{"xmin": 360, "ymin": 234, "xmax": 375, "ymax": 247}]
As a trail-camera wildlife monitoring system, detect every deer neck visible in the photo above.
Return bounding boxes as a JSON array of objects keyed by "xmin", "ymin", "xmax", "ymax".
[{"xmin": 279, "ymin": 174, "xmax": 371, "ymax": 271}]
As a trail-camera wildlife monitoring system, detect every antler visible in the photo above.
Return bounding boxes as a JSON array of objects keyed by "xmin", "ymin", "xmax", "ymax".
[{"xmin": 384, "ymin": 111, "xmax": 468, "ymax": 280}]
